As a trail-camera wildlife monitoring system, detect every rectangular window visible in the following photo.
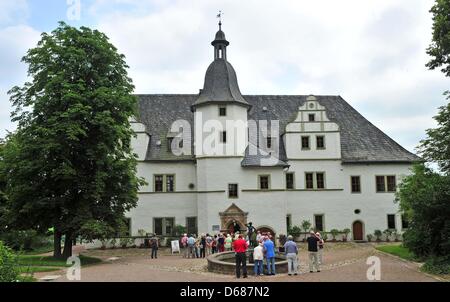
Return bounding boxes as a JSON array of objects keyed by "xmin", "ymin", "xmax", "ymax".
[
  {"xmin": 220, "ymin": 131, "xmax": 227, "ymax": 143},
  {"xmin": 316, "ymin": 173, "xmax": 325, "ymax": 189},
  {"xmin": 351, "ymin": 176, "xmax": 361, "ymax": 193},
  {"xmin": 401, "ymin": 215, "xmax": 409, "ymax": 230},
  {"xmin": 154, "ymin": 218, "xmax": 163, "ymax": 235},
  {"xmin": 314, "ymin": 215, "xmax": 324, "ymax": 232},
  {"xmin": 219, "ymin": 107, "xmax": 227, "ymax": 116},
  {"xmin": 376, "ymin": 176, "xmax": 386, "ymax": 192},
  {"xmin": 186, "ymin": 217, "xmax": 198, "ymax": 236},
  {"xmin": 154, "ymin": 175, "xmax": 164, "ymax": 192},
  {"xmin": 308, "ymin": 114, "xmax": 316, "ymax": 122},
  {"xmin": 305, "ymin": 173, "xmax": 314, "ymax": 189},
  {"xmin": 228, "ymin": 184, "xmax": 238, "ymax": 198},
  {"xmin": 286, "ymin": 215, "xmax": 292, "ymax": 233},
  {"xmin": 387, "ymin": 214, "xmax": 396, "ymax": 230},
  {"xmin": 155, "ymin": 175, "xmax": 175, "ymax": 192},
  {"xmin": 166, "ymin": 175, "xmax": 175, "ymax": 192},
  {"xmin": 259, "ymin": 175, "xmax": 270, "ymax": 190},
  {"xmin": 165, "ymin": 218, "xmax": 174, "ymax": 235},
  {"xmin": 301, "ymin": 136, "xmax": 310, "ymax": 149},
  {"xmin": 376, "ymin": 176, "xmax": 396, "ymax": 193},
  {"xmin": 316, "ymin": 136, "xmax": 325, "ymax": 149},
  {"xmin": 387, "ymin": 176, "xmax": 397, "ymax": 192},
  {"xmin": 267, "ymin": 136, "xmax": 272, "ymax": 149},
  {"xmin": 286, "ymin": 173, "xmax": 295, "ymax": 190}
]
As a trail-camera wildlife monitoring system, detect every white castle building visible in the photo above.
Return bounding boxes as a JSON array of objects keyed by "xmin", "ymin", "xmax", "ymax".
[{"xmin": 127, "ymin": 23, "xmax": 418, "ymax": 240}]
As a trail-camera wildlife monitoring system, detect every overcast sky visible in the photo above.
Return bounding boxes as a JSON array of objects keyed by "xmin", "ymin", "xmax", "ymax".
[{"xmin": 0, "ymin": 0, "xmax": 448, "ymax": 153}]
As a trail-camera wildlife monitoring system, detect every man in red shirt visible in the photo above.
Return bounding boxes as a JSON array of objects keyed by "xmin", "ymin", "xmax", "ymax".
[{"xmin": 233, "ymin": 234, "xmax": 249, "ymax": 278}]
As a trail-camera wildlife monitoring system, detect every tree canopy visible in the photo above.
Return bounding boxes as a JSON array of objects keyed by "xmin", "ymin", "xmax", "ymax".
[
  {"xmin": 1, "ymin": 22, "xmax": 144, "ymax": 258},
  {"xmin": 426, "ymin": 0, "xmax": 450, "ymax": 77}
]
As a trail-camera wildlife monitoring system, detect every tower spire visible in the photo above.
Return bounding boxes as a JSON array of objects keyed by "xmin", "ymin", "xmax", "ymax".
[
  {"xmin": 217, "ymin": 10, "xmax": 223, "ymax": 30},
  {"xmin": 212, "ymin": 11, "xmax": 229, "ymax": 60}
]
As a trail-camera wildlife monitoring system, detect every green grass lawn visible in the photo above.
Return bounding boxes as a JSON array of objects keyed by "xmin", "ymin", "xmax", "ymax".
[
  {"xmin": 18, "ymin": 254, "xmax": 102, "ymax": 267},
  {"xmin": 17, "ymin": 254, "xmax": 102, "ymax": 280},
  {"xmin": 376, "ymin": 245, "xmax": 417, "ymax": 261}
]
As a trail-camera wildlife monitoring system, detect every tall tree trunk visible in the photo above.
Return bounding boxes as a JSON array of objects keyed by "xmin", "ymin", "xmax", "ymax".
[
  {"xmin": 53, "ymin": 230, "xmax": 62, "ymax": 258},
  {"xmin": 62, "ymin": 233, "xmax": 73, "ymax": 259}
]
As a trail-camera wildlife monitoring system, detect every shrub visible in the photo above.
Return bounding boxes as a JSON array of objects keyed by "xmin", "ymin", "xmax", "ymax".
[
  {"xmin": 288, "ymin": 226, "xmax": 301, "ymax": 237},
  {"xmin": 422, "ymin": 256, "xmax": 450, "ymax": 275},
  {"xmin": 342, "ymin": 228, "xmax": 351, "ymax": 241},
  {"xmin": 173, "ymin": 225, "xmax": 186, "ymax": 237},
  {"xmin": 374, "ymin": 230, "xmax": 383, "ymax": 241},
  {"xmin": 0, "ymin": 230, "xmax": 50, "ymax": 251},
  {"xmin": 330, "ymin": 229, "xmax": 340, "ymax": 241},
  {"xmin": 0, "ymin": 241, "xmax": 20, "ymax": 282}
]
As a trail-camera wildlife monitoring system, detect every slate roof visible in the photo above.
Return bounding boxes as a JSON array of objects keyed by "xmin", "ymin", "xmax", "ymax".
[{"xmin": 135, "ymin": 94, "xmax": 420, "ymax": 165}]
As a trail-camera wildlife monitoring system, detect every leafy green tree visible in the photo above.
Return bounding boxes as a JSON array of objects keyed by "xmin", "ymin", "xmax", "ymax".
[
  {"xmin": 426, "ymin": 0, "xmax": 450, "ymax": 77},
  {"xmin": 396, "ymin": 164, "xmax": 450, "ymax": 259},
  {"xmin": 2, "ymin": 22, "xmax": 144, "ymax": 258},
  {"xmin": 421, "ymin": 0, "xmax": 450, "ymax": 173}
]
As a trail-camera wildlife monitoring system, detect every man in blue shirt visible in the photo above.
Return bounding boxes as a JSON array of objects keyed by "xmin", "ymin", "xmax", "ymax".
[
  {"xmin": 284, "ymin": 235, "xmax": 299, "ymax": 276},
  {"xmin": 263, "ymin": 237, "xmax": 276, "ymax": 275}
]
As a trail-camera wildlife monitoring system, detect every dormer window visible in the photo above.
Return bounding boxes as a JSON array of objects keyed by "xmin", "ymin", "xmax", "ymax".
[
  {"xmin": 219, "ymin": 106, "xmax": 227, "ymax": 116},
  {"xmin": 308, "ymin": 114, "xmax": 316, "ymax": 122},
  {"xmin": 167, "ymin": 137, "xmax": 174, "ymax": 152}
]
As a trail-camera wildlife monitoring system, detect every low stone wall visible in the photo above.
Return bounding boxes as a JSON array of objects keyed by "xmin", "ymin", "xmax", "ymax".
[{"xmin": 207, "ymin": 251, "xmax": 288, "ymax": 275}]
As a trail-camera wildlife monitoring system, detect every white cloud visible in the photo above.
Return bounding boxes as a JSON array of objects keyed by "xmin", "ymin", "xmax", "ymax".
[
  {"xmin": 0, "ymin": 25, "xmax": 41, "ymax": 137},
  {"xmin": 0, "ymin": 0, "xmax": 446, "ymax": 154},
  {"xmin": 0, "ymin": 0, "xmax": 29, "ymax": 26}
]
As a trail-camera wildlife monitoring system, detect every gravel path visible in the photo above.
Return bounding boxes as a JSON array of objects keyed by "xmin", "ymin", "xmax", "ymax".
[{"xmin": 34, "ymin": 243, "xmax": 439, "ymax": 282}]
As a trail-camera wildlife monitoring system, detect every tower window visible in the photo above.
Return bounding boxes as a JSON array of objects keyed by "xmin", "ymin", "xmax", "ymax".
[
  {"xmin": 228, "ymin": 184, "xmax": 238, "ymax": 198},
  {"xmin": 286, "ymin": 173, "xmax": 295, "ymax": 190},
  {"xmin": 220, "ymin": 131, "xmax": 227, "ymax": 143},
  {"xmin": 219, "ymin": 106, "xmax": 227, "ymax": 116},
  {"xmin": 219, "ymin": 48, "xmax": 223, "ymax": 58},
  {"xmin": 259, "ymin": 175, "xmax": 270, "ymax": 190},
  {"xmin": 267, "ymin": 136, "xmax": 273, "ymax": 149}
]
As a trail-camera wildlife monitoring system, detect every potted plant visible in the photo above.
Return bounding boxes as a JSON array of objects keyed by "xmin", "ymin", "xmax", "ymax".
[
  {"xmin": 322, "ymin": 232, "xmax": 328, "ymax": 242},
  {"xmin": 342, "ymin": 228, "xmax": 351, "ymax": 242},
  {"xmin": 290, "ymin": 226, "xmax": 302, "ymax": 241},
  {"xmin": 391, "ymin": 230, "xmax": 400, "ymax": 242},
  {"xmin": 383, "ymin": 229, "xmax": 393, "ymax": 242},
  {"xmin": 374, "ymin": 230, "xmax": 382, "ymax": 242},
  {"xmin": 330, "ymin": 229, "xmax": 340, "ymax": 242},
  {"xmin": 301, "ymin": 220, "xmax": 312, "ymax": 242},
  {"xmin": 367, "ymin": 234, "xmax": 373, "ymax": 242}
]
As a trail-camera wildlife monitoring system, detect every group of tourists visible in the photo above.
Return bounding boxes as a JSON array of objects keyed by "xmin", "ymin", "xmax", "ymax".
[
  {"xmin": 180, "ymin": 233, "xmax": 228, "ymax": 258},
  {"xmin": 234, "ymin": 230, "xmax": 325, "ymax": 278},
  {"xmin": 156, "ymin": 222, "xmax": 326, "ymax": 279}
]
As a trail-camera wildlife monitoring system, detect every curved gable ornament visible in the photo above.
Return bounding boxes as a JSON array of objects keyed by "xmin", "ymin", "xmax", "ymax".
[{"xmin": 219, "ymin": 203, "xmax": 248, "ymax": 231}]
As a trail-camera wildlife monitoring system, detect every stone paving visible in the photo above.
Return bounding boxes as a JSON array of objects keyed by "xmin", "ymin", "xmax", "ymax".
[{"xmin": 34, "ymin": 243, "xmax": 440, "ymax": 282}]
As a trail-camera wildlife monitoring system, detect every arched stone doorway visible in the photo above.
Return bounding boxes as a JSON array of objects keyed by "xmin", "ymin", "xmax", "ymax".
[
  {"xmin": 219, "ymin": 204, "xmax": 248, "ymax": 233},
  {"xmin": 256, "ymin": 226, "xmax": 276, "ymax": 239},
  {"xmin": 352, "ymin": 221, "xmax": 364, "ymax": 241}
]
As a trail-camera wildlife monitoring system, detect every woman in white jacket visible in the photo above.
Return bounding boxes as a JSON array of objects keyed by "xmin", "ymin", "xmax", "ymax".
[{"xmin": 253, "ymin": 242, "xmax": 264, "ymax": 276}]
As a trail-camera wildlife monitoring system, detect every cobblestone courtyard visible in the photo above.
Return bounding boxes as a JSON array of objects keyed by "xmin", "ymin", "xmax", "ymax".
[{"xmin": 36, "ymin": 243, "xmax": 441, "ymax": 282}]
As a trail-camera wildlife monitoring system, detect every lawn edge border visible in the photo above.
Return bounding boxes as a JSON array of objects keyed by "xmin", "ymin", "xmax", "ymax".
[{"xmin": 374, "ymin": 249, "xmax": 447, "ymax": 282}]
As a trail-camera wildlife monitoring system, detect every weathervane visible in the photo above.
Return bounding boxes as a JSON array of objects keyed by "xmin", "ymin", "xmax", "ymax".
[{"xmin": 217, "ymin": 10, "xmax": 223, "ymax": 29}]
